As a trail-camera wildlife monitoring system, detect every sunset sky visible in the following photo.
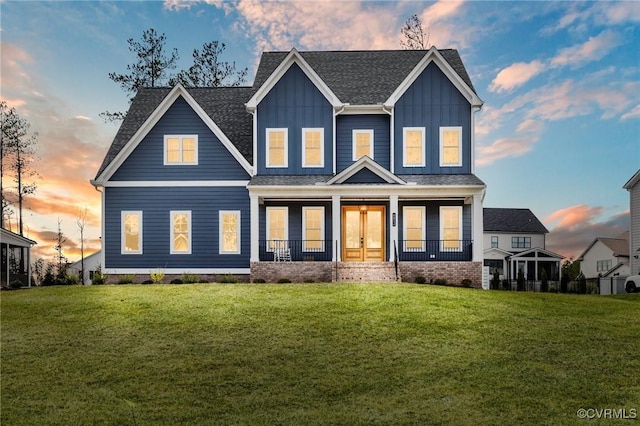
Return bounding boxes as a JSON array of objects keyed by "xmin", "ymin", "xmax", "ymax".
[{"xmin": 1, "ymin": 0, "xmax": 639, "ymax": 263}]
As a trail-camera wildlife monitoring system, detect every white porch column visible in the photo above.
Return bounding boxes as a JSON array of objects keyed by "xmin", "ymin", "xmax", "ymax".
[
  {"xmin": 472, "ymin": 192, "xmax": 484, "ymax": 262},
  {"xmin": 332, "ymin": 195, "xmax": 341, "ymax": 261},
  {"xmin": 250, "ymin": 194, "xmax": 260, "ymax": 262},
  {"xmin": 389, "ymin": 195, "xmax": 399, "ymax": 262}
]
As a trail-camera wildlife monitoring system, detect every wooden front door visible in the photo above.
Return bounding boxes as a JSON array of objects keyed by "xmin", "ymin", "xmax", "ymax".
[{"xmin": 342, "ymin": 206, "xmax": 385, "ymax": 262}]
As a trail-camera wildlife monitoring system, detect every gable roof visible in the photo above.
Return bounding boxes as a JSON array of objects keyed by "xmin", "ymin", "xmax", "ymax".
[
  {"xmin": 326, "ymin": 156, "xmax": 406, "ymax": 185},
  {"xmin": 483, "ymin": 208, "xmax": 549, "ymax": 234},
  {"xmin": 623, "ymin": 169, "xmax": 640, "ymax": 189},
  {"xmin": 252, "ymin": 48, "xmax": 477, "ymax": 106},
  {"xmin": 1, "ymin": 228, "xmax": 37, "ymax": 247},
  {"xmin": 577, "ymin": 233, "xmax": 630, "ymax": 261},
  {"xmin": 94, "ymin": 86, "xmax": 253, "ymax": 181}
]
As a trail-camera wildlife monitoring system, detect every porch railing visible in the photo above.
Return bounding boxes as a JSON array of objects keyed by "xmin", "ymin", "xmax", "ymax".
[
  {"xmin": 259, "ymin": 240, "xmax": 333, "ymax": 262},
  {"xmin": 398, "ymin": 240, "xmax": 473, "ymax": 261}
]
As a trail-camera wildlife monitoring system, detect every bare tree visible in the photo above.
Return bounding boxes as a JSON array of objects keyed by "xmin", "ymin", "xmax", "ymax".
[
  {"xmin": 54, "ymin": 218, "xmax": 67, "ymax": 279},
  {"xmin": 172, "ymin": 41, "xmax": 248, "ymax": 88},
  {"xmin": 76, "ymin": 208, "xmax": 87, "ymax": 285},
  {"xmin": 400, "ymin": 14, "xmax": 430, "ymax": 50}
]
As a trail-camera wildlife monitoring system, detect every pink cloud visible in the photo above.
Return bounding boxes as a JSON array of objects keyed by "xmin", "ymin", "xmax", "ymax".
[
  {"xmin": 546, "ymin": 205, "xmax": 604, "ymax": 230},
  {"xmin": 476, "ymin": 136, "xmax": 536, "ymax": 167},
  {"xmin": 550, "ymin": 30, "xmax": 619, "ymax": 68},
  {"xmin": 488, "ymin": 60, "xmax": 544, "ymax": 93}
]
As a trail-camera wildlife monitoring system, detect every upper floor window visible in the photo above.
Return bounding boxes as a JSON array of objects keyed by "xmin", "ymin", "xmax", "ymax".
[
  {"xmin": 303, "ymin": 207, "xmax": 325, "ymax": 251},
  {"xmin": 491, "ymin": 235, "xmax": 498, "ymax": 248},
  {"xmin": 440, "ymin": 127, "xmax": 462, "ymax": 167},
  {"xmin": 440, "ymin": 206, "xmax": 462, "ymax": 251},
  {"xmin": 403, "ymin": 206, "xmax": 425, "ymax": 251},
  {"xmin": 164, "ymin": 135, "xmax": 198, "ymax": 165},
  {"xmin": 302, "ymin": 128, "xmax": 324, "ymax": 168},
  {"xmin": 353, "ymin": 129, "xmax": 373, "ymax": 161},
  {"xmin": 171, "ymin": 211, "xmax": 191, "ymax": 254},
  {"xmin": 266, "ymin": 207, "xmax": 288, "ymax": 251},
  {"xmin": 121, "ymin": 211, "xmax": 142, "ymax": 254},
  {"xmin": 266, "ymin": 128, "xmax": 288, "ymax": 168},
  {"xmin": 220, "ymin": 211, "xmax": 241, "ymax": 254},
  {"xmin": 403, "ymin": 127, "xmax": 425, "ymax": 167},
  {"xmin": 596, "ymin": 260, "xmax": 612, "ymax": 272},
  {"xmin": 511, "ymin": 236, "xmax": 531, "ymax": 249}
]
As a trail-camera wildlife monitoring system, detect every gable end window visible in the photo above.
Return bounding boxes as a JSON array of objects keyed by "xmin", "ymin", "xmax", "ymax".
[
  {"xmin": 164, "ymin": 135, "xmax": 198, "ymax": 165},
  {"xmin": 171, "ymin": 211, "xmax": 192, "ymax": 254},
  {"xmin": 266, "ymin": 128, "xmax": 288, "ymax": 168},
  {"xmin": 491, "ymin": 235, "xmax": 499, "ymax": 248},
  {"xmin": 352, "ymin": 129, "xmax": 374, "ymax": 161},
  {"xmin": 596, "ymin": 260, "xmax": 612, "ymax": 272},
  {"xmin": 440, "ymin": 127, "xmax": 462, "ymax": 167},
  {"xmin": 219, "ymin": 211, "xmax": 241, "ymax": 254},
  {"xmin": 302, "ymin": 128, "xmax": 324, "ymax": 168},
  {"xmin": 121, "ymin": 211, "xmax": 142, "ymax": 254},
  {"xmin": 403, "ymin": 127, "xmax": 425, "ymax": 167}
]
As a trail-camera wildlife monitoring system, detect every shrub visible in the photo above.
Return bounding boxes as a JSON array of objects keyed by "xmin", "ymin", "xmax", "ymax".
[
  {"xmin": 578, "ymin": 276, "xmax": 587, "ymax": 294},
  {"xmin": 65, "ymin": 273, "xmax": 79, "ymax": 286},
  {"xmin": 253, "ymin": 278, "xmax": 266, "ymax": 283},
  {"xmin": 219, "ymin": 274, "xmax": 237, "ymax": 284},
  {"xmin": 415, "ymin": 276, "xmax": 426, "ymax": 284},
  {"xmin": 170, "ymin": 278, "xmax": 183, "ymax": 284},
  {"xmin": 502, "ymin": 279, "xmax": 510, "ymax": 290},
  {"xmin": 118, "ymin": 274, "xmax": 135, "ymax": 284},
  {"xmin": 92, "ymin": 266, "xmax": 107, "ymax": 285},
  {"xmin": 141, "ymin": 279, "xmax": 154, "ymax": 284},
  {"xmin": 433, "ymin": 278, "xmax": 447, "ymax": 286},
  {"xmin": 461, "ymin": 278, "xmax": 473, "ymax": 288},
  {"xmin": 491, "ymin": 271, "xmax": 500, "ymax": 289},
  {"xmin": 540, "ymin": 268, "xmax": 549, "ymax": 292},
  {"xmin": 149, "ymin": 269, "xmax": 165, "ymax": 284},
  {"xmin": 182, "ymin": 273, "xmax": 200, "ymax": 284},
  {"xmin": 277, "ymin": 278, "xmax": 291, "ymax": 284},
  {"xmin": 9, "ymin": 280, "xmax": 23, "ymax": 289},
  {"xmin": 516, "ymin": 270, "xmax": 525, "ymax": 291}
]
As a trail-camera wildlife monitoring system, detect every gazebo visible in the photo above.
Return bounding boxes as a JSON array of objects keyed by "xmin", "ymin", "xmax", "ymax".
[{"xmin": 1, "ymin": 228, "xmax": 37, "ymax": 288}]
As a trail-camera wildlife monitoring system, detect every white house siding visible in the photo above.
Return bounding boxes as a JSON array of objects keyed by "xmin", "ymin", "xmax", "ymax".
[
  {"xmin": 483, "ymin": 233, "xmax": 545, "ymax": 253},
  {"xmin": 580, "ymin": 241, "xmax": 620, "ymax": 279},
  {"xmin": 630, "ymin": 178, "xmax": 640, "ymax": 275},
  {"xmin": 69, "ymin": 251, "xmax": 102, "ymax": 285}
]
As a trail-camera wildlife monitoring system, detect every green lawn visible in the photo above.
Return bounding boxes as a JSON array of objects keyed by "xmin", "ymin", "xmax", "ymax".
[{"xmin": 2, "ymin": 284, "xmax": 639, "ymax": 425}]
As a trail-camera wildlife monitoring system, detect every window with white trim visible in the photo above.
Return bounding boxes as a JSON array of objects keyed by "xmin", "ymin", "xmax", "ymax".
[
  {"xmin": 219, "ymin": 211, "xmax": 241, "ymax": 254},
  {"xmin": 171, "ymin": 211, "xmax": 191, "ymax": 254},
  {"xmin": 303, "ymin": 207, "xmax": 325, "ymax": 251},
  {"xmin": 164, "ymin": 135, "xmax": 198, "ymax": 165},
  {"xmin": 302, "ymin": 128, "xmax": 324, "ymax": 167},
  {"xmin": 266, "ymin": 128, "xmax": 288, "ymax": 168},
  {"xmin": 596, "ymin": 260, "xmax": 612, "ymax": 272},
  {"xmin": 491, "ymin": 235, "xmax": 499, "ymax": 248},
  {"xmin": 352, "ymin": 129, "xmax": 373, "ymax": 161},
  {"xmin": 511, "ymin": 236, "xmax": 531, "ymax": 249},
  {"xmin": 440, "ymin": 127, "xmax": 462, "ymax": 167},
  {"xmin": 266, "ymin": 207, "xmax": 288, "ymax": 251},
  {"xmin": 403, "ymin": 206, "xmax": 425, "ymax": 251},
  {"xmin": 440, "ymin": 206, "xmax": 462, "ymax": 251},
  {"xmin": 403, "ymin": 127, "xmax": 425, "ymax": 167},
  {"xmin": 121, "ymin": 211, "xmax": 142, "ymax": 254}
]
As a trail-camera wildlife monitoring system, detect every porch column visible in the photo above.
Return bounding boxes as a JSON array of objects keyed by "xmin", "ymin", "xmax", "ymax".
[
  {"xmin": 332, "ymin": 195, "xmax": 341, "ymax": 261},
  {"xmin": 389, "ymin": 195, "xmax": 398, "ymax": 262},
  {"xmin": 472, "ymin": 193, "xmax": 484, "ymax": 262},
  {"xmin": 250, "ymin": 194, "xmax": 260, "ymax": 262}
]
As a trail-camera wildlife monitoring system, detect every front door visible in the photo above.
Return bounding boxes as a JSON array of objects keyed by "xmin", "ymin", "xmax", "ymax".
[{"xmin": 342, "ymin": 206, "xmax": 385, "ymax": 262}]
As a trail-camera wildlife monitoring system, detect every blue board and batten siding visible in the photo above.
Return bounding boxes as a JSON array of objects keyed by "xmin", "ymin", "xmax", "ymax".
[
  {"xmin": 394, "ymin": 63, "xmax": 472, "ymax": 174},
  {"xmin": 256, "ymin": 63, "xmax": 333, "ymax": 175},
  {"xmin": 336, "ymin": 115, "xmax": 390, "ymax": 172},
  {"xmin": 105, "ymin": 187, "xmax": 250, "ymax": 269},
  {"xmin": 111, "ymin": 97, "xmax": 250, "ymax": 181}
]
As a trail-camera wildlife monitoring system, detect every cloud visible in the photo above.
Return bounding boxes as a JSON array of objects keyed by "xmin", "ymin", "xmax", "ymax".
[
  {"xmin": 621, "ymin": 104, "xmax": 640, "ymax": 121},
  {"xmin": 489, "ymin": 60, "xmax": 544, "ymax": 93},
  {"xmin": 550, "ymin": 30, "xmax": 620, "ymax": 69},
  {"xmin": 476, "ymin": 136, "xmax": 537, "ymax": 167}
]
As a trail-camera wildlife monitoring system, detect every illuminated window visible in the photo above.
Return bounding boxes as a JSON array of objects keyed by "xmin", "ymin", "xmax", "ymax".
[
  {"xmin": 164, "ymin": 135, "xmax": 198, "ymax": 165},
  {"xmin": 219, "ymin": 211, "xmax": 241, "ymax": 254},
  {"xmin": 403, "ymin": 206, "xmax": 425, "ymax": 251},
  {"xmin": 266, "ymin": 129, "xmax": 288, "ymax": 168},
  {"xmin": 121, "ymin": 211, "xmax": 142, "ymax": 254},
  {"xmin": 440, "ymin": 127, "xmax": 462, "ymax": 167},
  {"xmin": 171, "ymin": 211, "xmax": 191, "ymax": 254},
  {"xmin": 266, "ymin": 207, "xmax": 288, "ymax": 251},
  {"xmin": 440, "ymin": 206, "xmax": 462, "ymax": 251},
  {"xmin": 403, "ymin": 127, "xmax": 425, "ymax": 167},
  {"xmin": 303, "ymin": 207, "xmax": 325, "ymax": 251},
  {"xmin": 352, "ymin": 129, "xmax": 373, "ymax": 160},
  {"xmin": 303, "ymin": 128, "xmax": 324, "ymax": 167}
]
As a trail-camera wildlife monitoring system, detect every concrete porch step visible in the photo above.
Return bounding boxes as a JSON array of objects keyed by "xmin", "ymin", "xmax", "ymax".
[{"xmin": 336, "ymin": 262, "xmax": 400, "ymax": 282}]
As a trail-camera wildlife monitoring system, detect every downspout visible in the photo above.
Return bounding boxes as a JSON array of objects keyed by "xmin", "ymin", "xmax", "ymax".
[
  {"xmin": 333, "ymin": 105, "xmax": 345, "ymax": 175},
  {"xmin": 90, "ymin": 182, "xmax": 106, "ymax": 274},
  {"xmin": 248, "ymin": 108, "xmax": 257, "ymax": 176},
  {"xmin": 382, "ymin": 105, "xmax": 393, "ymax": 173}
]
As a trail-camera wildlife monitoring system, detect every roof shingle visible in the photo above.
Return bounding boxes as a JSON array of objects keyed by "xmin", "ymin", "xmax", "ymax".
[{"xmin": 483, "ymin": 208, "xmax": 549, "ymax": 234}]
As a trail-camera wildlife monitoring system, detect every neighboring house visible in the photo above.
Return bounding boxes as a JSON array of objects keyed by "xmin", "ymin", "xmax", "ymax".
[
  {"xmin": 1, "ymin": 228, "xmax": 36, "ymax": 287},
  {"xmin": 578, "ymin": 232, "xmax": 630, "ymax": 279},
  {"xmin": 91, "ymin": 47, "xmax": 486, "ymax": 284},
  {"xmin": 483, "ymin": 208, "xmax": 563, "ymax": 282},
  {"xmin": 624, "ymin": 169, "xmax": 640, "ymax": 276},
  {"xmin": 68, "ymin": 251, "xmax": 102, "ymax": 284}
]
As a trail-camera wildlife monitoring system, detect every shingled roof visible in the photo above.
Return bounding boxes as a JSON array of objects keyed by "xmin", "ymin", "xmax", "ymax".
[
  {"xmin": 483, "ymin": 208, "xmax": 549, "ymax": 234},
  {"xmin": 252, "ymin": 49, "xmax": 476, "ymax": 105}
]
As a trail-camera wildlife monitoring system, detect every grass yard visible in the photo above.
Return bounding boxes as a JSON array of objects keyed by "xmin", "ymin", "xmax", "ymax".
[{"xmin": 1, "ymin": 283, "xmax": 639, "ymax": 425}]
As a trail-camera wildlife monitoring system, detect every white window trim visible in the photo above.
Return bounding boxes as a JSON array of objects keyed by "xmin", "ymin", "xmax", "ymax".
[
  {"xmin": 266, "ymin": 128, "xmax": 288, "ymax": 168},
  {"xmin": 302, "ymin": 206, "xmax": 325, "ymax": 252},
  {"xmin": 302, "ymin": 128, "xmax": 324, "ymax": 168},
  {"xmin": 219, "ymin": 211, "xmax": 241, "ymax": 255},
  {"xmin": 170, "ymin": 210, "xmax": 192, "ymax": 255},
  {"xmin": 439, "ymin": 126, "xmax": 462, "ymax": 167},
  {"xmin": 163, "ymin": 135, "xmax": 198, "ymax": 165},
  {"xmin": 266, "ymin": 207, "xmax": 288, "ymax": 251},
  {"xmin": 439, "ymin": 206, "xmax": 463, "ymax": 252},
  {"xmin": 403, "ymin": 206, "xmax": 425, "ymax": 252},
  {"xmin": 403, "ymin": 127, "xmax": 425, "ymax": 167},
  {"xmin": 352, "ymin": 129, "xmax": 374, "ymax": 161},
  {"xmin": 121, "ymin": 211, "xmax": 143, "ymax": 254}
]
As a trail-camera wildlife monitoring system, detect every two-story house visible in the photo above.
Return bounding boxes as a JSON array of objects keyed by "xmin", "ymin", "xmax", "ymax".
[
  {"xmin": 483, "ymin": 208, "xmax": 563, "ymax": 282},
  {"xmin": 624, "ymin": 169, "xmax": 640, "ymax": 276},
  {"xmin": 91, "ymin": 47, "xmax": 486, "ymax": 284},
  {"xmin": 577, "ymin": 232, "xmax": 630, "ymax": 279}
]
